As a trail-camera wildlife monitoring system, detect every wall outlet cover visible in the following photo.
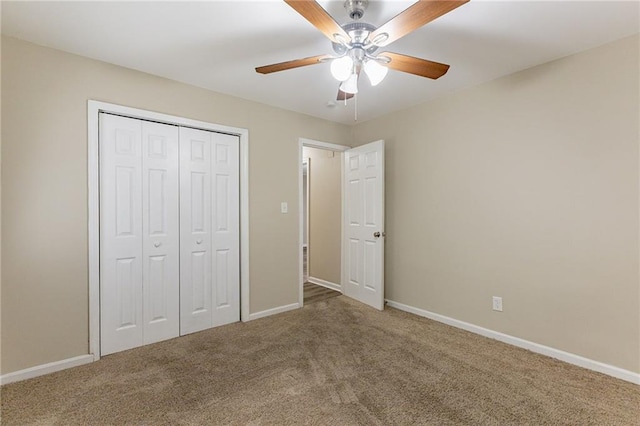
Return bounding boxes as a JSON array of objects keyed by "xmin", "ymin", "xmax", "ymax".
[{"xmin": 492, "ymin": 296, "xmax": 503, "ymax": 312}]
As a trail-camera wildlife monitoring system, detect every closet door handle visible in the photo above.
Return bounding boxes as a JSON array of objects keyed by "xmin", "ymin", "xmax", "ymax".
[
  {"xmin": 196, "ymin": 239, "xmax": 203, "ymax": 245},
  {"xmin": 154, "ymin": 242, "xmax": 161, "ymax": 248}
]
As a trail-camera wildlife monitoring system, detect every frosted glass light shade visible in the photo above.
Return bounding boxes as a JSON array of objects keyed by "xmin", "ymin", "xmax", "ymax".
[
  {"xmin": 330, "ymin": 56, "xmax": 354, "ymax": 82},
  {"xmin": 364, "ymin": 60, "xmax": 388, "ymax": 86},
  {"xmin": 339, "ymin": 73, "xmax": 358, "ymax": 94}
]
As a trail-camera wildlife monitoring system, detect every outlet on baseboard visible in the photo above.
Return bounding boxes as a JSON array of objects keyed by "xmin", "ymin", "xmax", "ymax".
[{"xmin": 492, "ymin": 296, "xmax": 503, "ymax": 312}]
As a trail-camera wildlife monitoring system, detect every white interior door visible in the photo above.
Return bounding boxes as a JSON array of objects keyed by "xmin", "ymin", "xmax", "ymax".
[
  {"xmin": 179, "ymin": 128, "xmax": 240, "ymax": 334},
  {"xmin": 343, "ymin": 140, "xmax": 385, "ymax": 310},
  {"xmin": 102, "ymin": 113, "xmax": 240, "ymax": 350},
  {"xmin": 180, "ymin": 127, "xmax": 213, "ymax": 334},
  {"xmin": 100, "ymin": 114, "xmax": 144, "ymax": 355},
  {"xmin": 100, "ymin": 114, "xmax": 180, "ymax": 355},
  {"xmin": 211, "ymin": 133, "xmax": 240, "ymax": 327},
  {"xmin": 141, "ymin": 121, "xmax": 180, "ymax": 345}
]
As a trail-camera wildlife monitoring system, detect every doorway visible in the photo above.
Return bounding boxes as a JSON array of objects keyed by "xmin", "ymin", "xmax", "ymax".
[
  {"xmin": 298, "ymin": 137, "xmax": 386, "ymax": 310},
  {"xmin": 298, "ymin": 139, "xmax": 349, "ymax": 306}
]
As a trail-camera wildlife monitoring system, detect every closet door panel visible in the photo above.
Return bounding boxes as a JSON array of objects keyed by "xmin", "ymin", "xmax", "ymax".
[
  {"xmin": 101, "ymin": 113, "xmax": 242, "ymax": 353},
  {"xmin": 180, "ymin": 127, "xmax": 213, "ymax": 335},
  {"xmin": 211, "ymin": 133, "xmax": 240, "ymax": 326},
  {"xmin": 142, "ymin": 121, "xmax": 180, "ymax": 345},
  {"xmin": 100, "ymin": 114, "xmax": 144, "ymax": 355}
]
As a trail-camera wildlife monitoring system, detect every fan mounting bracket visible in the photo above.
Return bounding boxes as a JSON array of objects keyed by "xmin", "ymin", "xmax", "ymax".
[{"xmin": 344, "ymin": 0, "xmax": 369, "ymax": 20}]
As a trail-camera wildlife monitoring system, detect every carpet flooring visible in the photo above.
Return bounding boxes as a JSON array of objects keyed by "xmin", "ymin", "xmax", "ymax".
[
  {"xmin": 304, "ymin": 282, "xmax": 341, "ymax": 304},
  {"xmin": 2, "ymin": 296, "xmax": 638, "ymax": 425}
]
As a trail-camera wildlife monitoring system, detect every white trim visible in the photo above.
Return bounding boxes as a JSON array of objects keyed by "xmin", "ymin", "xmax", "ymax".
[
  {"xmin": 248, "ymin": 303, "xmax": 300, "ymax": 321},
  {"xmin": 0, "ymin": 355, "xmax": 95, "ymax": 385},
  {"xmin": 298, "ymin": 145, "xmax": 305, "ymax": 307},
  {"xmin": 240, "ymin": 127, "xmax": 250, "ymax": 323},
  {"xmin": 300, "ymin": 138, "xmax": 350, "ymax": 152},
  {"xmin": 302, "ymin": 158, "xmax": 310, "ymax": 284},
  {"xmin": 87, "ymin": 103, "xmax": 100, "ymax": 361},
  {"xmin": 308, "ymin": 276, "xmax": 342, "ymax": 293},
  {"xmin": 298, "ymin": 138, "xmax": 350, "ymax": 309},
  {"xmin": 386, "ymin": 300, "xmax": 640, "ymax": 385},
  {"xmin": 340, "ymin": 148, "xmax": 347, "ymax": 302},
  {"xmin": 88, "ymin": 100, "xmax": 250, "ymax": 359}
]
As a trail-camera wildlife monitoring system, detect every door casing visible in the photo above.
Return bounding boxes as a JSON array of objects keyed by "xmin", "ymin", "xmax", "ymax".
[
  {"xmin": 88, "ymin": 100, "xmax": 250, "ymax": 360},
  {"xmin": 302, "ymin": 158, "xmax": 310, "ymax": 283}
]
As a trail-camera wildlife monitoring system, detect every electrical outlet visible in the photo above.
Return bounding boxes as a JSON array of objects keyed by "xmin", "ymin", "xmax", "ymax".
[{"xmin": 492, "ymin": 296, "xmax": 503, "ymax": 312}]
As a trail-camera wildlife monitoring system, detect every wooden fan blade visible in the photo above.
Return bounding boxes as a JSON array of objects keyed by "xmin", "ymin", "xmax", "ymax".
[
  {"xmin": 382, "ymin": 52, "xmax": 450, "ymax": 79},
  {"xmin": 285, "ymin": 0, "xmax": 350, "ymax": 44},
  {"xmin": 368, "ymin": 0, "xmax": 469, "ymax": 47},
  {"xmin": 256, "ymin": 54, "xmax": 331, "ymax": 74},
  {"xmin": 337, "ymin": 88, "xmax": 354, "ymax": 101}
]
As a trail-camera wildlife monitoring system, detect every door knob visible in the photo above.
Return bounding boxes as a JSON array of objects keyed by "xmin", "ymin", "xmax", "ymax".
[
  {"xmin": 374, "ymin": 232, "xmax": 381, "ymax": 238},
  {"xmin": 196, "ymin": 239, "xmax": 203, "ymax": 245},
  {"xmin": 154, "ymin": 242, "xmax": 161, "ymax": 248}
]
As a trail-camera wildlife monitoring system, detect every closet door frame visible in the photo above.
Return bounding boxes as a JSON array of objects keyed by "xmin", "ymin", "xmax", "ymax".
[{"xmin": 88, "ymin": 100, "xmax": 250, "ymax": 360}]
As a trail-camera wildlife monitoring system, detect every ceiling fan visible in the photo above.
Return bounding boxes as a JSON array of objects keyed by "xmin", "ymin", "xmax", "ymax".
[{"xmin": 256, "ymin": 0, "xmax": 470, "ymax": 101}]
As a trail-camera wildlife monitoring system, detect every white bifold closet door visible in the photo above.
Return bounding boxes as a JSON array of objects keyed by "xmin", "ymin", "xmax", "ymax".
[
  {"xmin": 100, "ymin": 114, "xmax": 180, "ymax": 356},
  {"xmin": 179, "ymin": 127, "xmax": 240, "ymax": 335},
  {"xmin": 100, "ymin": 114, "xmax": 240, "ymax": 355}
]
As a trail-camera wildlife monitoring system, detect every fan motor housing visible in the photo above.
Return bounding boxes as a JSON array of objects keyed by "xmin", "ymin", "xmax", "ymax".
[{"xmin": 332, "ymin": 21, "xmax": 378, "ymax": 55}]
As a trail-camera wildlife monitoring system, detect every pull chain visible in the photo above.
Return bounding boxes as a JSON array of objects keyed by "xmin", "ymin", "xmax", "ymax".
[{"xmin": 354, "ymin": 92, "xmax": 358, "ymax": 121}]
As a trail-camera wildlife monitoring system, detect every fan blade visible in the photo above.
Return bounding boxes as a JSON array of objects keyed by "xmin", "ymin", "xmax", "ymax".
[
  {"xmin": 337, "ymin": 88, "xmax": 354, "ymax": 101},
  {"xmin": 285, "ymin": 0, "xmax": 350, "ymax": 44},
  {"xmin": 256, "ymin": 54, "xmax": 331, "ymax": 74},
  {"xmin": 368, "ymin": 0, "xmax": 469, "ymax": 47},
  {"xmin": 382, "ymin": 52, "xmax": 450, "ymax": 79}
]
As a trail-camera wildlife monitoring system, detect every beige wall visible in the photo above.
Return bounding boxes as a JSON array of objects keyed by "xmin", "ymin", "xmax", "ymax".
[
  {"xmin": 353, "ymin": 34, "xmax": 640, "ymax": 373},
  {"xmin": 303, "ymin": 147, "xmax": 342, "ymax": 284},
  {"xmin": 0, "ymin": 36, "xmax": 351, "ymax": 374}
]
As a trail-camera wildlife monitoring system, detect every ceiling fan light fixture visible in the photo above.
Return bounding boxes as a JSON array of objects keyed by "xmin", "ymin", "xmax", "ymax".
[
  {"xmin": 340, "ymin": 73, "xmax": 359, "ymax": 94},
  {"xmin": 258, "ymin": 0, "xmax": 467, "ymax": 107},
  {"xmin": 364, "ymin": 59, "xmax": 388, "ymax": 86},
  {"xmin": 331, "ymin": 56, "xmax": 354, "ymax": 81}
]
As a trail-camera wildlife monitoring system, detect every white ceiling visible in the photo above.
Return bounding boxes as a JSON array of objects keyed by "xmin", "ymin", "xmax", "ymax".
[{"xmin": 2, "ymin": 1, "xmax": 638, "ymax": 125}]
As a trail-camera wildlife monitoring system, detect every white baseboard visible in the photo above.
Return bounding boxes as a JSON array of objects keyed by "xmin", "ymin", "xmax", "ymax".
[
  {"xmin": 385, "ymin": 300, "xmax": 640, "ymax": 385},
  {"xmin": 308, "ymin": 277, "xmax": 342, "ymax": 292},
  {"xmin": 248, "ymin": 302, "xmax": 300, "ymax": 321},
  {"xmin": 0, "ymin": 354, "xmax": 95, "ymax": 386}
]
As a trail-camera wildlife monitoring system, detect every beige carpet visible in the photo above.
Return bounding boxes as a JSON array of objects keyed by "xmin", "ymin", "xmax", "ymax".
[{"xmin": 2, "ymin": 296, "xmax": 638, "ymax": 425}]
